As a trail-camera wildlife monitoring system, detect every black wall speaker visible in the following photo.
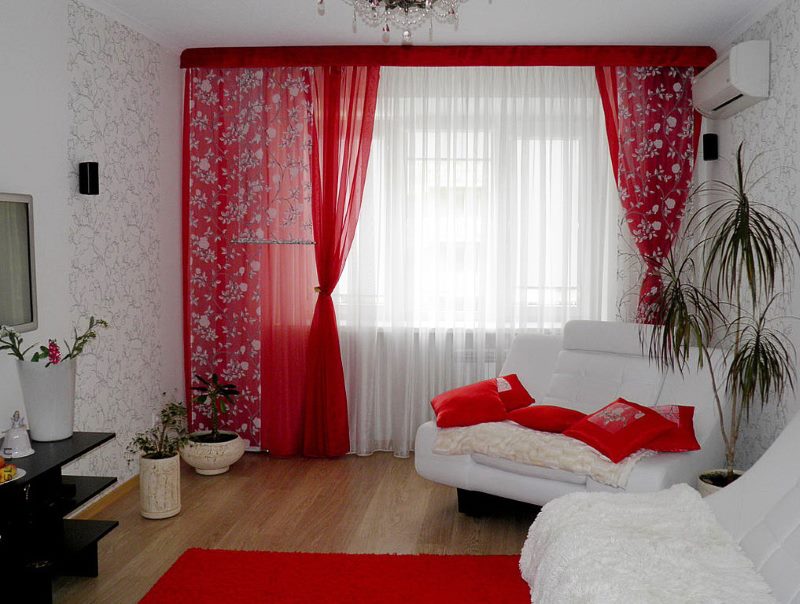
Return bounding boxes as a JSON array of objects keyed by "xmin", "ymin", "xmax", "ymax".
[
  {"xmin": 79, "ymin": 162, "xmax": 99, "ymax": 195},
  {"xmin": 702, "ymin": 133, "xmax": 719, "ymax": 161}
]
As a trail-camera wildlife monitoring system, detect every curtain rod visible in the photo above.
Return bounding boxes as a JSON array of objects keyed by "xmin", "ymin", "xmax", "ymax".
[{"xmin": 231, "ymin": 238, "xmax": 316, "ymax": 245}]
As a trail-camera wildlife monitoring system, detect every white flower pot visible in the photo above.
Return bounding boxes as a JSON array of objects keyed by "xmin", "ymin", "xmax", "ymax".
[
  {"xmin": 139, "ymin": 454, "xmax": 181, "ymax": 519},
  {"xmin": 180, "ymin": 431, "xmax": 245, "ymax": 475},
  {"xmin": 17, "ymin": 358, "xmax": 76, "ymax": 442},
  {"xmin": 697, "ymin": 469, "xmax": 744, "ymax": 497}
]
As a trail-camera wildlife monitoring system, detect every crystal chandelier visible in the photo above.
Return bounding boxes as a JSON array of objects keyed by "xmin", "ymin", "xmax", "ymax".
[{"xmin": 316, "ymin": 0, "xmax": 468, "ymax": 44}]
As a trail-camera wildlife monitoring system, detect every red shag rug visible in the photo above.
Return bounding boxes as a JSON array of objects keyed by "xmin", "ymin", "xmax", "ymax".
[{"xmin": 142, "ymin": 548, "xmax": 529, "ymax": 603}]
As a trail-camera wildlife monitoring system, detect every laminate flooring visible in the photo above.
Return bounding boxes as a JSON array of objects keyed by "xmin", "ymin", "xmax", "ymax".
[{"xmin": 54, "ymin": 452, "xmax": 536, "ymax": 603}]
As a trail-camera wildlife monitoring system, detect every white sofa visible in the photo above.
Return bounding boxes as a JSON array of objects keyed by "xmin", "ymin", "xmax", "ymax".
[
  {"xmin": 520, "ymin": 402, "xmax": 800, "ymax": 603},
  {"xmin": 706, "ymin": 411, "xmax": 800, "ymax": 602},
  {"xmin": 415, "ymin": 320, "xmax": 727, "ymax": 507}
]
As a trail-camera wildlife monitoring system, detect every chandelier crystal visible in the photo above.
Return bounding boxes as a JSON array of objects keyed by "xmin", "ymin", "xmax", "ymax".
[{"xmin": 316, "ymin": 0, "xmax": 467, "ymax": 44}]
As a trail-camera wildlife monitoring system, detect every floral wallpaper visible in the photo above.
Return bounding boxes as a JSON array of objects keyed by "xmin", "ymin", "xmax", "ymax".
[
  {"xmin": 730, "ymin": 0, "xmax": 800, "ymax": 469},
  {"xmin": 64, "ymin": 0, "xmax": 171, "ymax": 482}
]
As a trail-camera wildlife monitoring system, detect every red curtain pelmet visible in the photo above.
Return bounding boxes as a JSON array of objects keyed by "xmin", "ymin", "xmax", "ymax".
[
  {"xmin": 181, "ymin": 45, "xmax": 716, "ymax": 69},
  {"xmin": 596, "ymin": 66, "xmax": 702, "ymax": 323},
  {"xmin": 303, "ymin": 66, "xmax": 381, "ymax": 457}
]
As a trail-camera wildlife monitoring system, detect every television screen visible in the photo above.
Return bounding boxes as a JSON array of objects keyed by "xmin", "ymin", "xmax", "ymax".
[{"xmin": 0, "ymin": 193, "xmax": 37, "ymax": 332}]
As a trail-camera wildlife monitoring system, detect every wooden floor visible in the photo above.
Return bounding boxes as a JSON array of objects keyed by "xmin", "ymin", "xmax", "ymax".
[{"xmin": 54, "ymin": 452, "xmax": 536, "ymax": 603}]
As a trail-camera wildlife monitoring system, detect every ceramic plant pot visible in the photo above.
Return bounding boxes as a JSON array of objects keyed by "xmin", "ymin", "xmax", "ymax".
[
  {"xmin": 180, "ymin": 431, "xmax": 245, "ymax": 475},
  {"xmin": 17, "ymin": 358, "xmax": 76, "ymax": 442},
  {"xmin": 139, "ymin": 454, "xmax": 181, "ymax": 519},
  {"xmin": 697, "ymin": 469, "xmax": 744, "ymax": 497}
]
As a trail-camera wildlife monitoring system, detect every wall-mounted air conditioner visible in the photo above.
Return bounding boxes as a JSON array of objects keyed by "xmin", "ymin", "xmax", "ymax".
[{"xmin": 693, "ymin": 40, "xmax": 770, "ymax": 119}]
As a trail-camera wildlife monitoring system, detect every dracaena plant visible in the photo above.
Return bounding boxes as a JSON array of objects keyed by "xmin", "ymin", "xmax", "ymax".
[
  {"xmin": 643, "ymin": 142, "xmax": 799, "ymax": 482},
  {"xmin": 192, "ymin": 374, "xmax": 239, "ymax": 441}
]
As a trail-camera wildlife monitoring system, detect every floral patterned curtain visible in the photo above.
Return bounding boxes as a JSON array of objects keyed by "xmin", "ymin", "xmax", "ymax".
[
  {"xmin": 596, "ymin": 66, "xmax": 701, "ymax": 323},
  {"xmin": 184, "ymin": 67, "xmax": 316, "ymax": 450}
]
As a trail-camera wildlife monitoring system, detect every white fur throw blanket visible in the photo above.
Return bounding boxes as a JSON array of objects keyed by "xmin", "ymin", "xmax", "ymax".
[
  {"xmin": 520, "ymin": 484, "xmax": 775, "ymax": 604},
  {"xmin": 433, "ymin": 421, "xmax": 649, "ymax": 488}
]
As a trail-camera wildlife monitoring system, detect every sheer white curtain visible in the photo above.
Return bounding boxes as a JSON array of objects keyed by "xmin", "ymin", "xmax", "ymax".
[{"xmin": 334, "ymin": 66, "xmax": 618, "ymax": 456}]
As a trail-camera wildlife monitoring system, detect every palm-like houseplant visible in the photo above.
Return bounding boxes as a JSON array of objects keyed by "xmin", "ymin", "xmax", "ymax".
[{"xmin": 643, "ymin": 143, "xmax": 799, "ymax": 488}]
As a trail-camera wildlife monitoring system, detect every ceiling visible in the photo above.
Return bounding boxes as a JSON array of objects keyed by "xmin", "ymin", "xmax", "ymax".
[{"xmin": 82, "ymin": 0, "xmax": 783, "ymax": 53}]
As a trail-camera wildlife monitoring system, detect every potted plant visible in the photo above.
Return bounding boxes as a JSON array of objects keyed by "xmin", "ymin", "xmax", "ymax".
[
  {"xmin": 180, "ymin": 374, "xmax": 246, "ymax": 475},
  {"xmin": 642, "ymin": 143, "xmax": 799, "ymax": 495},
  {"xmin": 0, "ymin": 316, "xmax": 108, "ymax": 441},
  {"xmin": 127, "ymin": 395, "xmax": 188, "ymax": 519}
]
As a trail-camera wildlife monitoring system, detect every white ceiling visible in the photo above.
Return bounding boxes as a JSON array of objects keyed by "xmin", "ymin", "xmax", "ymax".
[{"xmin": 81, "ymin": 0, "xmax": 784, "ymax": 54}]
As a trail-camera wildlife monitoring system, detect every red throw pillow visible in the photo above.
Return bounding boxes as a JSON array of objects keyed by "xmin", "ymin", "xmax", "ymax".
[
  {"xmin": 508, "ymin": 405, "xmax": 586, "ymax": 433},
  {"xmin": 497, "ymin": 374, "xmax": 535, "ymax": 411},
  {"xmin": 563, "ymin": 398, "xmax": 674, "ymax": 463},
  {"xmin": 431, "ymin": 380, "xmax": 507, "ymax": 428},
  {"xmin": 647, "ymin": 405, "xmax": 701, "ymax": 452}
]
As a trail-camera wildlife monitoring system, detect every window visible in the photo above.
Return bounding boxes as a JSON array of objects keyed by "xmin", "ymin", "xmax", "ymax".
[{"xmin": 334, "ymin": 66, "xmax": 618, "ymax": 455}]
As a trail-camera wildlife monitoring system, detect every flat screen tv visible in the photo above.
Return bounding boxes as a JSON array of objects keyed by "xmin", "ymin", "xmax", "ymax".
[{"xmin": 0, "ymin": 193, "xmax": 37, "ymax": 332}]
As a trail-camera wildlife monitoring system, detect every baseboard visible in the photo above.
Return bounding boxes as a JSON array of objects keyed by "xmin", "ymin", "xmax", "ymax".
[{"xmin": 70, "ymin": 474, "xmax": 139, "ymax": 519}]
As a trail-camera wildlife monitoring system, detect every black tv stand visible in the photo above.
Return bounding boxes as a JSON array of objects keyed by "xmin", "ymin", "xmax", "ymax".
[{"xmin": 0, "ymin": 432, "xmax": 118, "ymax": 604}]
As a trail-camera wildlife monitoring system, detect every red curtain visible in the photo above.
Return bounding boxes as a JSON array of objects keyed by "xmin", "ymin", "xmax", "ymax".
[
  {"xmin": 183, "ymin": 67, "xmax": 317, "ymax": 452},
  {"xmin": 182, "ymin": 47, "xmax": 715, "ymax": 455},
  {"xmin": 302, "ymin": 66, "xmax": 381, "ymax": 457},
  {"xmin": 596, "ymin": 66, "xmax": 702, "ymax": 323}
]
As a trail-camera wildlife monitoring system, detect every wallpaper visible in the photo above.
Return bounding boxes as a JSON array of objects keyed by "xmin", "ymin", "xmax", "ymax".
[
  {"xmin": 64, "ymin": 0, "xmax": 167, "ymax": 482},
  {"xmin": 730, "ymin": 0, "xmax": 800, "ymax": 468}
]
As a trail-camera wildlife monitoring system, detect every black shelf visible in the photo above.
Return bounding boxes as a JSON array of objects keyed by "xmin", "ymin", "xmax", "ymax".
[
  {"xmin": 63, "ymin": 518, "xmax": 119, "ymax": 554},
  {"xmin": 0, "ymin": 432, "xmax": 118, "ymax": 603},
  {"xmin": 13, "ymin": 432, "xmax": 115, "ymax": 485},
  {"xmin": 60, "ymin": 475, "xmax": 117, "ymax": 514}
]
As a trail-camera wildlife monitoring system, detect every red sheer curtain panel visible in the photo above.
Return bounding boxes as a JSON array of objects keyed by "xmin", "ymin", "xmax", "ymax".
[
  {"xmin": 596, "ymin": 66, "xmax": 702, "ymax": 323},
  {"xmin": 303, "ymin": 66, "xmax": 380, "ymax": 457},
  {"xmin": 262, "ymin": 243, "xmax": 317, "ymax": 456}
]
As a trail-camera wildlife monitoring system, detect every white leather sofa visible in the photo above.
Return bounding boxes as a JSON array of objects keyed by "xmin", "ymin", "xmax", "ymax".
[
  {"xmin": 520, "ymin": 402, "xmax": 800, "ymax": 602},
  {"xmin": 415, "ymin": 320, "xmax": 727, "ymax": 507},
  {"xmin": 706, "ymin": 411, "xmax": 800, "ymax": 602}
]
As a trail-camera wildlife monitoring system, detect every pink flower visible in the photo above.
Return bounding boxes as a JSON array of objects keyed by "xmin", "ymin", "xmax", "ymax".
[{"xmin": 47, "ymin": 340, "xmax": 61, "ymax": 365}]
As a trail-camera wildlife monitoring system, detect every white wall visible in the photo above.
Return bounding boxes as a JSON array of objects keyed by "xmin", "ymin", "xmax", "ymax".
[
  {"xmin": 710, "ymin": 0, "xmax": 800, "ymax": 468},
  {"xmin": 0, "ymin": 1, "xmax": 72, "ymax": 419},
  {"xmin": 0, "ymin": 0, "xmax": 183, "ymax": 484}
]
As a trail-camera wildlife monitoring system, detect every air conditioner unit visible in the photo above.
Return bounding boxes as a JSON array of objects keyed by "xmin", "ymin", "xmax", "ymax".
[{"xmin": 693, "ymin": 40, "xmax": 770, "ymax": 119}]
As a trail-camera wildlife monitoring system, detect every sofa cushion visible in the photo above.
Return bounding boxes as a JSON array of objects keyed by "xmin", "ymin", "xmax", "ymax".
[
  {"xmin": 497, "ymin": 374, "xmax": 535, "ymax": 411},
  {"xmin": 545, "ymin": 350, "xmax": 665, "ymax": 415},
  {"xmin": 648, "ymin": 405, "xmax": 701, "ymax": 452},
  {"xmin": 562, "ymin": 320, "xmax": 652, "ymax": 356},
  {"xmin": 471, "ymin": 453, "xmax": 588, "ymax": 485},
  {"xmin": 431, "ymin": 380, "xmax": 506, "ymax": 428},
  {"xmin": 564, "ymin": 398, "xmax": 674, "ymax": 463},
  {"xmin": 508, "ymin": 405, "xmax": 586, "ymax": 433}
]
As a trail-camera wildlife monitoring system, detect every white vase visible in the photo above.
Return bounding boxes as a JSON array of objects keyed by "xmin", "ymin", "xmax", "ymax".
[
  {"xmin": 17, "ymin": 358, "xmax": 76, "ymax": 442},
  {"xmin": 139, "ymin": 454, "xmax": 181, "ymax": 519},
  {"xmin": 180, "ymin": 431, "xmax": 245, "ymax": 475}
]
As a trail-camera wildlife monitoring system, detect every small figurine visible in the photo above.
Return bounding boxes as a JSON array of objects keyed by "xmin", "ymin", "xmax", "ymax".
[
  {"xmin": 2, "ymin": 410, "xmax": 34, "ymax": 460},
  {"xmin": 9, "ymin": 410, "xmax": 24, "ymax": 430}
]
